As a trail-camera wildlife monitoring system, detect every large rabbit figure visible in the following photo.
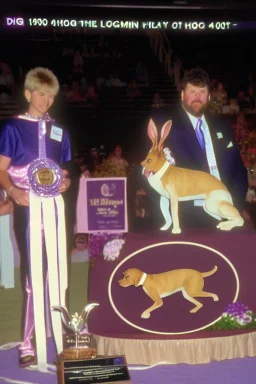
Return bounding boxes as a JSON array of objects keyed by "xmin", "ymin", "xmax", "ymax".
[{"xmin": 141, "ymin": 119, "xmax": 244, "ymax": 234}]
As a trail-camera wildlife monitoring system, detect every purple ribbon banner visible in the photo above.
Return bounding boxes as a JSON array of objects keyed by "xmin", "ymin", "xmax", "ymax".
[{"xmin": 83, "ymin": 177, "xmax": 128, "ymax": 233}]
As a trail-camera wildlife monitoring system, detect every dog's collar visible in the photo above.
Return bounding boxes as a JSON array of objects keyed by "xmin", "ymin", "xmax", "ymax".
[
  {"xmin": 149, "ymin": 161, "xmax": 170, "ymax": 179},
  {"xmin": 137, "ymin": 273, "xmax": 147, "ymax": 286}
]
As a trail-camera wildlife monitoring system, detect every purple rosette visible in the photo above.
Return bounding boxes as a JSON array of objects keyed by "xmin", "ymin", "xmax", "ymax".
[
  {"xmin": 28, "ymin": 157, "xmax": 62, "ymax": 197},
  {"xmin": 26, "ymin": 113, "xmax": 63, "ymax": 197}
]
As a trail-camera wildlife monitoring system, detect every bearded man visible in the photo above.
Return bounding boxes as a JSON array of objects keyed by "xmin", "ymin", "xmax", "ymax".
[{"xmin": 149, "ymin": 67, "xmax": 248, "ymax": 228}]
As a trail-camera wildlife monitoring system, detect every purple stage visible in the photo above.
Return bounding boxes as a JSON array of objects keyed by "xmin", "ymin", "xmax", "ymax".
[
  {"xmin": 0, "ymin": 342, "xmax": 256, "ymax": 384},
  {"xmin": 87, "ymin": 229, "xmax": 256, "ymax": 364},
  {"xmin": 1, "ymin": 229, "xmax": 256, "ymax": 382}
]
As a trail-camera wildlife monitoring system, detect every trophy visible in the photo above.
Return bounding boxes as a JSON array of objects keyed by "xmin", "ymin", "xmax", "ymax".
[
  {"xmin": 52, "ymin": 303, "xmax": 99, "ymax": 361},
  {"xmin": 53, "ymin": 303, "xmax": 132, "ymax": 384}
]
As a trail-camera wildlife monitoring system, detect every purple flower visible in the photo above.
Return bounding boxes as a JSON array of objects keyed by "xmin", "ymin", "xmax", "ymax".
[{"xmin": 224, "ymin": 303, "xmax": 248, "ymax": 317}]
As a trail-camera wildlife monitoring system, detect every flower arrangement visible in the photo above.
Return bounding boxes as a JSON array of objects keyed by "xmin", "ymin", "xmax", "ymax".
[
  {"xmin": 88, "ymin": 232, "xmax": 125, "ymax": 259},
  {"xmin": 103, "ymin": 238, "xmax": 125, "ymax": 261},
  {"xmin": 207, "ymin": 302, "xmax": 256, "ymax": 331}
]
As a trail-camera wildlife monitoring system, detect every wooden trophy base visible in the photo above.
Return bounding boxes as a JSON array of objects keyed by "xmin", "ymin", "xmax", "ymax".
[
  {"xmin": 57, "ymin": 347, "xmax": 97, "ymax": 384},
  {"xmin": 59, "ymin": 347, "xmax": 97, "ymax": 360}
]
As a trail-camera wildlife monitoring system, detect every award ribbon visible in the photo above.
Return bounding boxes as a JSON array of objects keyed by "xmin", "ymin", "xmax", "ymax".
[{"xmin": 27, "ymin": 114, "xmax": 67, "ymax": 371}]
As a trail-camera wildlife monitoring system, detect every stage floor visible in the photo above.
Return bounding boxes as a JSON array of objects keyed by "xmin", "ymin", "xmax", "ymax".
[{"xmin": 88, "ymin": 229, "xmax": 256, "ymax": 364}]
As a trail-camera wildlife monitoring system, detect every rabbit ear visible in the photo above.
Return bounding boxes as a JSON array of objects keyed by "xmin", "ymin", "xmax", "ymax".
[
  {"xmin": 158, "ymin": 120, "xmax": 172, "ymax": 151},
  {"xmin": 147, "ymin": 119, "xmax": 158, "ymax": 150}
]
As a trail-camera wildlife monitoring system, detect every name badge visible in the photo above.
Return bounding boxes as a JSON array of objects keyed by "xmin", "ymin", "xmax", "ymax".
[{"xmin": 50, "ymin": 125, "xmax": 63, "ymax": 142}]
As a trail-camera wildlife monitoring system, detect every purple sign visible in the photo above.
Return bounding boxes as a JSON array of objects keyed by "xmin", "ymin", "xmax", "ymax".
[{"xmin": 77, "ymin": 177, "xmax": 128, "ymax": 233}]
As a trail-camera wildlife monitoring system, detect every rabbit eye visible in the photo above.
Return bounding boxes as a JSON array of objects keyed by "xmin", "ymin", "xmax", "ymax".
[{"xmin": 147, "ymin": 159, "xmax": 152, "ymax": 163}]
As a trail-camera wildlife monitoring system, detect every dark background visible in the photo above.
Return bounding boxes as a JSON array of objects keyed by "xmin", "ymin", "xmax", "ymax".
[{"xmin": 1, "ymin": 0, "xmax": 256, "ymax": 155}]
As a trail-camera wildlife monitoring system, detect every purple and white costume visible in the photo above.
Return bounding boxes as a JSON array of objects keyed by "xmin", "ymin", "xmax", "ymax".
[{"xmin": 0, "ymin": 114, "xmax": 71, "ymax": 370}]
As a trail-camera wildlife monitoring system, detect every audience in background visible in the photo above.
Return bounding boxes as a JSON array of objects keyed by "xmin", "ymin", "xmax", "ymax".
[
  {"xmin": 90, "ymin": 147, "xmax": 103, "ymax": 172},
  {"xmin": 134, "ymin": 187, "xmax": 150, "ymax": 219},
  {"xmin": 237, "ymin": 88, "xmax": 255, "ymax": 113},
  {"xmin": 62, "ymin": 84, "xmax": 74, "ymax": 102},
  {"xmin": 71, "ymin": 80, "xmax": 85, "ymax": 102},
  {"xmin": 1, "ymin": 31, "xmax": 256, "ymax": 230},
  {"xmin": 71, "ymin": 233, "xmax": 89, "ymax": 262},
  {"xmin": 135, "ymin": 61, "xmax": 149, "ymax": 86},
  {"xmin": 106, "ymin": 145, "xmax": 129, "ymax": 175},
  {"xmin": 208, "ymin": 81, "xmax": 228, "ymax": 114},
  {"xmin": 127, "ymin": 80, "xmax": 141, "ymax": 102},
  {"xmin": 0, "ymin": 61, "xmax": 15, "ymax": 103},
  {"xmin": 173, "ymin": 57, "xmax": 183, "ymax": 90},
  {"xmin": 222, "ymin": 98, "xmax": 240, "ymax": 115},
  {"xmin": 152, "ymin": 92, "xmax": 165, "ymax": 109},
  {"xmin": 73, "ymin": 50, "xmax": 84, "ymax": 74},
  {"xmin": 85, "ymin": 82, "xmax": 98, "ymax": 104},
  {"xmin": 80, "ymin": 164, "xmax": 92, "ymax": 178}
]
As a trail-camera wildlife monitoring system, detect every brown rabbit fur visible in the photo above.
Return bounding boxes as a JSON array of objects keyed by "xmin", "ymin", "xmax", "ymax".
[{"xmin": 141, "ymin": 119, "xmax": 244, "ymax": 234}]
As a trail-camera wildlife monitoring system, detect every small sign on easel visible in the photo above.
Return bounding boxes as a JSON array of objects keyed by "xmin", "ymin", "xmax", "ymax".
[{"xmin": 76, "ymin": 177, "xmax": 128, "ymax": 233}]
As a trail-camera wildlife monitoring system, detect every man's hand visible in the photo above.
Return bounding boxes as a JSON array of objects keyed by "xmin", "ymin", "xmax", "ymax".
[{"xmin": 9, "ymin": 187, "xmax": 29, "ymax": 206}]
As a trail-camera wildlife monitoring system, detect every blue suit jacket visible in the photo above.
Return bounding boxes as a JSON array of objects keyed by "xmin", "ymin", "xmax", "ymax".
[{"xmin": 151, "ymin": 106, "xmax": 248, "ymax": 210}]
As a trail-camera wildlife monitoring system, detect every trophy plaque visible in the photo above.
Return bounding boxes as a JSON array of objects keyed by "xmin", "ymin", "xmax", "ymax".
[{"xmin": 59, "ymin": 355, "xmax": 131, "ymax": 384}]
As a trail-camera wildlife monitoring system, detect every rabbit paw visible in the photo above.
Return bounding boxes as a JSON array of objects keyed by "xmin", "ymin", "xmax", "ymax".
[
  {"xmin": 217, "ymin": 220, "xmax": 243, "ymax": 231},
  {"xmin": 160, "ymin": 222, "xmax": 172, "ymax": 231},
  {"xmin": 172, "ymin": 227, "xmax": 181, "ymax": 234},
  {"xmin": 141, "ymin": 311, "xmax": 150, "ymax": 319}
]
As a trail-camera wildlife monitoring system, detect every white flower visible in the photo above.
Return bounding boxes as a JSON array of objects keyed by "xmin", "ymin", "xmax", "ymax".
[
  {"xmin": 103, "ymin": 239, "xmax": 125, "ymax": 261},
  {"xmin": 222, "ymin": 312, "xmax": 228, "ymax": 318},
  {"xmin": 163, "ymin": 147, "xmax": 176, "ymax": 165},
  {"xmin": 237, "ymin": 319, "xmax": 245, "ymax": 326},
  {"xmin": 243, "ymin": 315, "xmax": 252, "ymax": 324}
]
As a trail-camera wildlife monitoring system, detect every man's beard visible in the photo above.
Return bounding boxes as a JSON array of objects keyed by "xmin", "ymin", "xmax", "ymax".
[{"xmin": 183, "ymin": 101, "xmax": 207, "ymax": 117}]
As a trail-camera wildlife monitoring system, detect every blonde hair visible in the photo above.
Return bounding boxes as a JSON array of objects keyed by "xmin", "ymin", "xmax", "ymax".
[{"xmin": 24, "ymin": 67, "xmax": 59, "ymax": 94}]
